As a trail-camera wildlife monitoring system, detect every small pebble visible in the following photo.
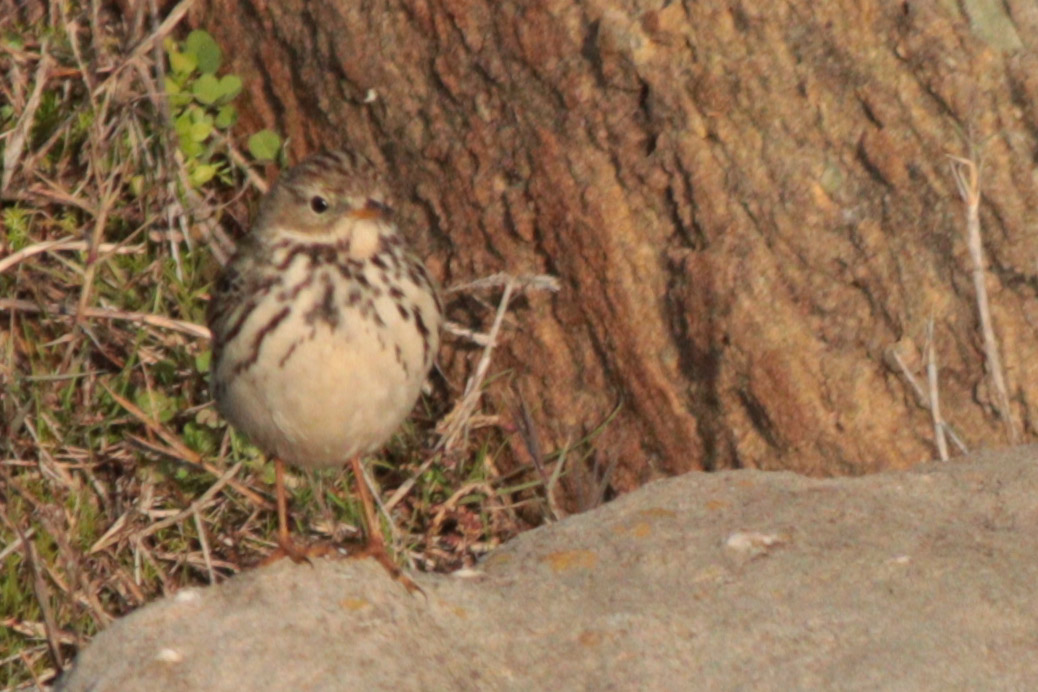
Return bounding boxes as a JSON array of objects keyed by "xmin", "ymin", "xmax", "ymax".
[{"xmin": 155, "ymin": 648, "xmax": 183, "ymax": 663}]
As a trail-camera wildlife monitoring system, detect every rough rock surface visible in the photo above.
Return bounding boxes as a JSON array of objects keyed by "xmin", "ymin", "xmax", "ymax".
[{"xmin": 60, "ymin": 445, "xmax": 1038, "ymax": 690}]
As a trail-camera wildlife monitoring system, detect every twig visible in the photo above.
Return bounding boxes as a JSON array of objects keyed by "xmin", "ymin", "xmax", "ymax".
[{"xmin": 949, "ymin": 154, "xmax": 1018, "ymax": 444}]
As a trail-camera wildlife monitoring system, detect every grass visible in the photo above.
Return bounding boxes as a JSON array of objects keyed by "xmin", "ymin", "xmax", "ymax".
[{"xmin": 0, "ymin": 4, "xmax": 579, "ymax": 688}]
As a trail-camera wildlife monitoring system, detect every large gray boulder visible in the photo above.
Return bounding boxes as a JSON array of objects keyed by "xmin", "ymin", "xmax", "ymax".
[{"xmin": 59, "ymin": 445, "xmax": 1038, "ymax": 690}]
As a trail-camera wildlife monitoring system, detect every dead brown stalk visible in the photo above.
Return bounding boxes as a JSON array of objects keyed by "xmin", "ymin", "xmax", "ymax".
[{"xmin": 948, "ymin": 154, "xmax": 1018, "ymax": 444}]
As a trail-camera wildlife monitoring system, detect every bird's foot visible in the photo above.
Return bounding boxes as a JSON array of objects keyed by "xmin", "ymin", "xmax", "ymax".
[
  {"xmin": 260, "ymin": 534, "xmax": 333, "ymax": 567},
  {"xmin": 351, "ymin": 540, "xmax": 423, "ymax": 596}
]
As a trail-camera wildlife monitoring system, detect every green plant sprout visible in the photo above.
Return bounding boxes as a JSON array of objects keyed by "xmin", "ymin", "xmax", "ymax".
[{"xmin": 163, "ymin": 29, "xmax": 282, "ymax": 187}]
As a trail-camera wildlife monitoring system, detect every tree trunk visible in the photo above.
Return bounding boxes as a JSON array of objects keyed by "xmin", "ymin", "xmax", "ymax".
[{"xmin": 193, "ymin": 0, "xmax": 1038, "ymax": 499}]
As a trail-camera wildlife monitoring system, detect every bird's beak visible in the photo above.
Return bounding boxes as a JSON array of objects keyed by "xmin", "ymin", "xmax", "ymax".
[{"xmin": 348, "ymin": 207, "xmax": 381, "ymax": 220}]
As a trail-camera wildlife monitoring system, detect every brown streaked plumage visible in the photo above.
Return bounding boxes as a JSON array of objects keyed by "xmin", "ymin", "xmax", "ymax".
[{"xmin": 207, "ymin": 150, "xmax": 441, "ymax": 586}]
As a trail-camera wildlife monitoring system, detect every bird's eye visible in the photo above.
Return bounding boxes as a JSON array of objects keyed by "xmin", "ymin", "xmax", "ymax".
[{"xmin": 310, "ymin": 196, "xmax": 329, "ymax": 213}]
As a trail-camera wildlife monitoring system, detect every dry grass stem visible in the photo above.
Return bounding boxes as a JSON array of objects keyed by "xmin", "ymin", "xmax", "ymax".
[
  {"xmin": 545, "ymin": 436, "xmax": 571, "ymax": 521},
  {"xmin": 888, "ymin": 344, "xmax": 968, "ymax": 454},
  {"xmin": 436, "ymin": 277, "xmax": 516, "ymax": 452},
  {"xmin": 436, "ymin": 271, "xmax": 558, "ymax": 446},
  {"xmin": 443, "ymin": 272, "xmax": 559, "ymax": 346},
  {"xmin": 0, "ymin": 298, "xmax": 211, "ymax": 339},
  {"xmin": 193, "ymin": 511, "xmax": 216, "ymax": 584},
  {"xmin": 0, "ymin": 238, "xmax": 145, "ymax": 274},
  {"xmin": 130, "ymin": 462, "xmax": 242, "ymax": 545},
  {"xmin": 384, "ymin": 454, "xmax": 439, "ymax": 512},
  {"xmin": 1, "ymin": 41, "xmax": 51, "ymax": 193},
  {"xmin": 445, "ymin": 271, "xmax": 560, "ymax": 294},
  {"xmin": 949, "ymin": 154, "xmax": 1018, "ymax": 444},
  {"xmin": 93, "ymin": 0, "xmax": 197, "ymax": 98},
  {"xmin": 926, "ymin": 318, "xmax": 949, "ymax": 461},
  {"xmin": 100, "ymin": 383, "xmax": 269, "ymax": 507},
  {"xmin": 890, "ymin": 348, "xmax": 928, "ymax": 406},
  {"xmin": 429, "ymin": 481, "xmax": 497, "ymax": 532}
]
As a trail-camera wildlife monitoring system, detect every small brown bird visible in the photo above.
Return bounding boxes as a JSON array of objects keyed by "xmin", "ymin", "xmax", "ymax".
[{"xmin": 207, "ymin": 150, "xmax": 441, "ymax": 584}]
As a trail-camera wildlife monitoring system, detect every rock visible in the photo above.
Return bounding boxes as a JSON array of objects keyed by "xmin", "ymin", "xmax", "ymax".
[{"xmin": 59, "ymin": 445, "xmax": 1038, "ymax": 690}]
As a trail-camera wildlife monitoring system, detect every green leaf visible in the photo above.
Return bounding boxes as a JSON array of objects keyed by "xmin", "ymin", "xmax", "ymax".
[
  {"xmin": 194, "ymin": 350, "xmax": 212, "ymax": 374},
  {"xmin": 214, "ymin": 104, "xmax": 238, "ymax": 129},
  {"xmin": 3, "ymin": 207, "xmax": 30, "ymax": 249},
  {"xmin": 185, "ymin": 30, "xmax": 222, "ymax": 74},
  {"xmin": 196, "ymin": 407, "xmax": 222, "ymax": 428},
  {"xmin": 180, "ymin": 139, "xmax": 203, "ymax": 158},
  {"xmin": 190, "ymin": 163, "xmax": 217, "ymax": 186},
  {"xmin": 192, "ymin": 73, "xmax": 221, "ymax": 105},
  {"xmin": 165, "ymin": 76, "xmax": 192, "ymax": 107},
  {"xmin": 215, "ymin": 74, "xmax": 242, "ymax": 103},
  {"xmin": 174, "ymin": 111, "xmax": 194, "ymax": 139},
  {"xmin": 175, "ymin": 113, "xmax": 204, "ymax": 156},
  {"xmin": 168, "ymin": 49, "xmax": 197, "ymax": 76},
  {"xmin": 170, "ymin": 92, "xmax": 193, "ymax": 108},
  {"xmin": 133, "ymin": 390, "xmax": 177, "ymax": 424},
  {"xmin": 189, "ymin": 119, "xmax": 213, "ymax": 143},
  {"xmin": 247, "ymin": 130, "xmax": 281, "ymax": 161},
  {"xmin": 183, "ymin": 422, "xmax": 219, "ymax": 455}
]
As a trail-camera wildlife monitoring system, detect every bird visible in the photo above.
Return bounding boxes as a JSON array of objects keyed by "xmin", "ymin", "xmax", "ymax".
[{"xmin": 206, "ymin": 149, "xmax": 442, "ymax": 587}]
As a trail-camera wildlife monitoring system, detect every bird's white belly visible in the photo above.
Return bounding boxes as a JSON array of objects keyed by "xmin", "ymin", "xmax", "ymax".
[{"xmin": 215, "ymin": 301, "xmax": 425, "ymax": 469}]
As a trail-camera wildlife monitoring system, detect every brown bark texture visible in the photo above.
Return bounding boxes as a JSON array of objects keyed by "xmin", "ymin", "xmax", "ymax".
[{"xmin": 193, "ymin": 0, "xmax": 1038, "ymax": 495}]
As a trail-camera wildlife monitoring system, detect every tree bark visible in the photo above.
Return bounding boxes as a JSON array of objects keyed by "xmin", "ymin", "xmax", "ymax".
[{"xmin": 193, "ymin": 0, "xmax": 1038, "ymax": 499}]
